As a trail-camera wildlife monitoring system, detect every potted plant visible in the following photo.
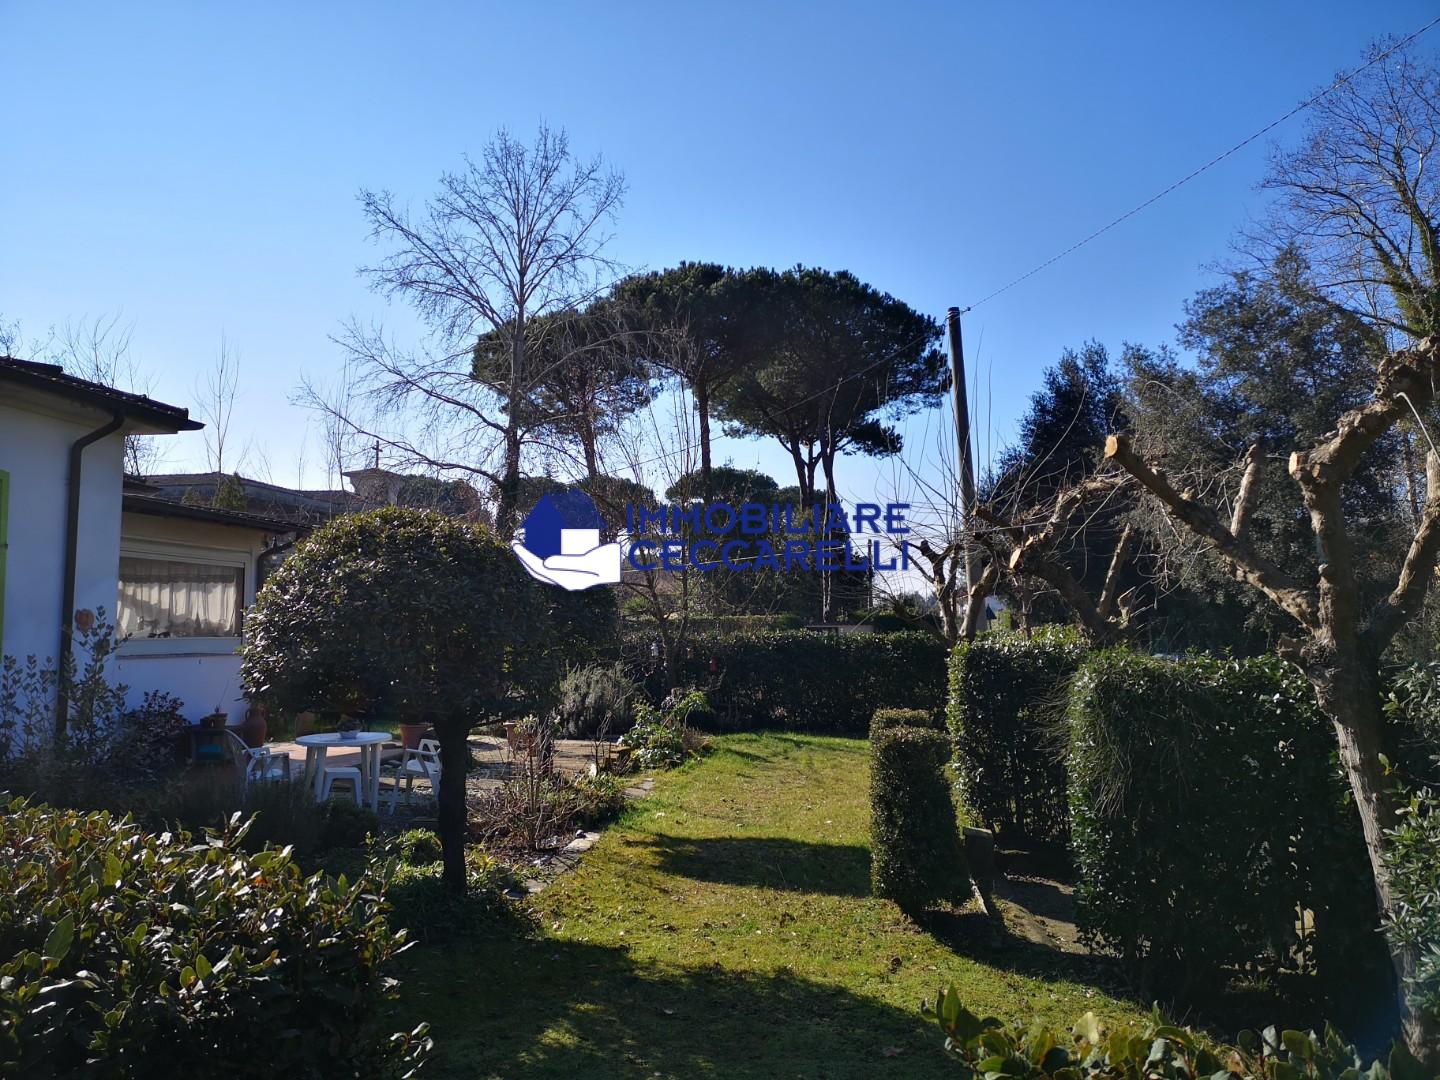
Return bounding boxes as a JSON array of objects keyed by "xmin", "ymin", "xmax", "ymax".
[
  {"xmin": 200, "ymin": 708, "xmax": 229, "ymax": 730},
  {"xmin": 400, "ymin": 709, "xmax": 435, "ymax": 751}
]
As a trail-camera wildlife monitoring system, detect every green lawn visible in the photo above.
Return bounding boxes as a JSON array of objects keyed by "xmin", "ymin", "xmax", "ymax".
[{"xmin": 397, "ymin": 732, "xmax": 1141, "ymax": 1078}]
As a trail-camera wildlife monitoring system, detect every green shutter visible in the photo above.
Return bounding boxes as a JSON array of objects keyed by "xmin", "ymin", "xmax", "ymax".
[{"xmin": 0, "ymin": 469, "xmax": 8, "ymax": 654}]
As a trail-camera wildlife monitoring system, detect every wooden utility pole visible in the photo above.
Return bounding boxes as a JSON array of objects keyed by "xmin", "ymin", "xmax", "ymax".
[{"xmin": 946, "ymin": 307, "xmax": 982, "ymax": 622}]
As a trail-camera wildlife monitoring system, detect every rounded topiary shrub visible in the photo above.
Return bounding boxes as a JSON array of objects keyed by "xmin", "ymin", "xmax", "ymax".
[
  {"xmin": 241, "ymin": 507, "xmax": 564, "ymax": 890},
  {"xmin": 869, "ymin": 725, "xmax": 970, "ymax": 915},
  {"xmin": 948, "ymin": 626, "xmax": 1087, "ymax": 844}
]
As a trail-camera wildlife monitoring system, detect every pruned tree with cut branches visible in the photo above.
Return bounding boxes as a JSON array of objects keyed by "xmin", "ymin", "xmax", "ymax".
[{"xmin": 1107, "ymin": 334, "xmax": 1440, "ymax": 1058}]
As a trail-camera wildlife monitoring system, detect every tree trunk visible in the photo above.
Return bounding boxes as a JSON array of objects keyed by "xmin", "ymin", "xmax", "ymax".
[
  {"xmin": 496, "ymin": 424, "xmax": 522, "ymax": 538},
  {"xmin": 435, "ymin": 718, "xmax": 473, "ymax": 892},
  {"xmin": 1307, "ymin": 653, "xmax": 1436, "ymax": 1062},
  {"xmin": 695, "ymin": 378, "xmax": 713, "ymax": 498}
]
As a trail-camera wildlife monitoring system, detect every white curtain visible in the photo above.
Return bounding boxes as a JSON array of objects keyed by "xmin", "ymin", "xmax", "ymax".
[{"xmin": 118, "ymin": 557, "xmax": 243, "ymax": 639}]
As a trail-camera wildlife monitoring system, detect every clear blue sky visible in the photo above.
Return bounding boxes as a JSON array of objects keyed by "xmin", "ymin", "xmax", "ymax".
[{"xmin": 3, "ymin": 1, "xmax": 1435, "ymax": 510}]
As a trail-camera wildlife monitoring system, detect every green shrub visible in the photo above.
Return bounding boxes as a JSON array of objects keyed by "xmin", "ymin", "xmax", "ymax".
[
  {"xmin": 570, "ymin": 770, "xmax": 629, "ymax": 827},
  {"xmin": 556, "ymin": 662, "xmax": 639, "ymax": 740},
  {"xmin": 869, "ymin": 725, "xmax": 969, "ymax": 915},
  {"xmin": 0, "ymin": 800, "xmax": 429, "ymax": 1076},
  {"xmin": 870, "ymin": 707, "xmax": 939, "ymax": 738},
  {"xmin": 1384, "ymin": 789, "xmax": 1440, "ymax": 1026},
  {"xmin": 924, "ymin": 987, "xmax": 1418, "ymax": 1079},
  {"xmin": 394, "ymin": 827, "xmax": 444, "ymax": 867},
  {"xmin": 385, "ymin": 848, "xmax": 521, "ymax": 942},
  {"xmin": 671, "ymin": 630, "xmax": 946, "ymax": 732},
  {"xmin": 321, "ymin": 797, "xmax": 381, "ymax": 850},
  {"xmin": 948, "ymin": 626, "xmax": 1087, "ymax": 843},
  {"xmin": 1067, "ymin": 651, "xmax": 1383, "ymax": 1004},
  {"xmin": 617, "ymin": 705, "xmax": 688, "ymax": 769}
]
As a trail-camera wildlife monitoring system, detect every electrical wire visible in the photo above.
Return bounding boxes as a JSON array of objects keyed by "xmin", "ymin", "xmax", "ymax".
[{"xmin": 960, "ymin": 14, "xmax": 1440, "ymax": 314}]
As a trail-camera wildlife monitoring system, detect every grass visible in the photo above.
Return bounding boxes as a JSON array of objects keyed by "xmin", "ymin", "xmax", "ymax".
[{"xmin": 394, "ymin": 732, "xmax": 1142, "ymax": 1078}]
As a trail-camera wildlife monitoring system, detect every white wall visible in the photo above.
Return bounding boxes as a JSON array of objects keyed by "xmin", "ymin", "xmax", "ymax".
[
  {"xmin": 0, "ymin": 396, "xmax": 125, "ymax": 669},
  {"xmin": 115, "ymin": 512, "xmax": 270, "ymax": 723}
]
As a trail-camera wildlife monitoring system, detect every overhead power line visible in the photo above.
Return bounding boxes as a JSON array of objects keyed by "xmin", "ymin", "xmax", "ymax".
[{"xmin": 960, "ymin": 14, "xmax": 1440, "ymax": 314}]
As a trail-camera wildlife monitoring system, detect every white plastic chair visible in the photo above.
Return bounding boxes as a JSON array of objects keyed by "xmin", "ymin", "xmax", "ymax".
[
  {"xmin": 320, "ymin": 765, "xmax": 364, "ymax": 806},
  {"xmin": 222, "ymin": 730, "xmax": 292, "ymax": 788},
  {"xmin": 385, "ymin": 738, "xmax": 441, "ymax": 814}
]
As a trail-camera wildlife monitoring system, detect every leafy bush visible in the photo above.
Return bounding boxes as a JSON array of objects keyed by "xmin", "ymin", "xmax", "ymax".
[
  {"xmin": 617, "ymin": 705, "xmax": 688, "ymax": 769},
  {"xmin": 671, "ymin": 630, "xmax": 946, "ymax": 732},
  {"xmin": 1384, "ymin": 789, "xmax": 1440, "ymax": 1026},
  {"xmin": 385, "ymin": 847, "xmax": 520, "ymax": 942},
  {"xmin": 869, "ymin": 725, "xmax": 969, "ymax": 915},
  {"xmin": 924, "ymin": 988, "xmax": 1419, "ymax": 1080},
  {"xmin": 0, "ymin": 800, "xmax": 429, "ymax": 1076},
  {"xmin": 394, "ymin": 827, "xmax": 444, "ymax": 867},
  {"xmin": 556, "ymin": 662, "xmax": 639, "ymax": 740},
  {"xmin": 948, "ymin": 626, "xmax": 1087, "ymax": 843},
  {"xmin": 1067, "ymin": 651, "xmax": 1384, "ymax": 1004},
  {"xmin": 570, "ymin": 770, "xmax": 629, "ymax": 827},
  {"xmin": 871, "ymin": 707, "xmax": 939, "ymax": 738}
]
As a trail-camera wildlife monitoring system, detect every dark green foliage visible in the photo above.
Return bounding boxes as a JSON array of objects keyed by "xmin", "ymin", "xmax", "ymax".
[
  {"xmin": 673, "ymin": 631, "xmax": 946, "ymax": 733},
  {"xmin": 241, "ymin": 507, "xmax": 556, "ymax": 721},
  {"xmin": 870, "ymin": 707, "xmax": 939, "ymax": 738},
  {"xmin": 0, "ymin": 800, "xmax": 429, "ymax": 1076},
  {"xmin": 240, "ymin": 507, "xmax": 573, "ymax": 888},
  {"xmin": 1385, "ymin": 790, "xmax": 1440, "ymax": 1029},
  {"xmin": 925, "ymin": 987, "xmax": 1418, "ymax": 1080},
  {"xmin": 948, "ymin": 627, "xmax": 1087, "ymax": 843},
  {"xmin": 869, "ymin": 725, "xmax": 969, "ymax": 915},
  {"xmin": 1067, "ymin": 651, "xmax": 1384, "ymax": 1004}
]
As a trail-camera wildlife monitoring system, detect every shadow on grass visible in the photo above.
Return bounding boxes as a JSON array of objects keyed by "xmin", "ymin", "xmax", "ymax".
[
  {"xmin": 402, "ymin": 934, "xmax": 956, "ymax": 1079},
  {"xmin": 634, "ymin": 834, "xmax": 872, "ymax": 897}
]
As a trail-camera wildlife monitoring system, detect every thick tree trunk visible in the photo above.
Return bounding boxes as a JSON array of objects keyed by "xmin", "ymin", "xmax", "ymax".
[{"xmin": 435, "ymin": 718, "xmax": 472, "ymax": 892}]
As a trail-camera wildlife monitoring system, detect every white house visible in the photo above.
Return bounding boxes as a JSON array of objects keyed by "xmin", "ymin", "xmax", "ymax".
[{"xmin": 0, "ymin": 357, "xmax": 303, "ymax": 724}]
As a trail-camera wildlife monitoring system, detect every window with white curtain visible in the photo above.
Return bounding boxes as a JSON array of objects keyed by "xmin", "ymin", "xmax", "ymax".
[{"xmin": 117, "ymin": 555, "xmax": 244, "ymax": 639}]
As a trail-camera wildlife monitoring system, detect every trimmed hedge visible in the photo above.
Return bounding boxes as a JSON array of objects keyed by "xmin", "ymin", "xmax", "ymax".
[
  {"xmin": 870, "ymin": 707, "xmax": 939, "ymax": 738},
  {"xmin": 948, "ymin": 627, "xmax": 1087, "ymax": 843},
  {"xmin": 870, "ymin": 725, "xmax": 969, "ymax": 914},
  {"xmin": 0, "ymin": 800, "xmax": 429, "ymax": 1075},
  {"xmin": 676, "ymin": 631, "xmax": 946, "ymax": 733},
  {"xmin": 1067, "ymin": 651, "xmax": 1384, "ymax": 1002}
]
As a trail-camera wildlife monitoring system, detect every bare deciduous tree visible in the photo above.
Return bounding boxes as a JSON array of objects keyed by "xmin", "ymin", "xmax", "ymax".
[
  {"xmin": 195, "ymin": 334, "xmax": 243, "ymax": 475},
  {"xmin": 1257, "ymin": 41, "xmax": 1440, "ymax": 340},
  {"xmin": 323, "ymin": 126, "xmax": 625, "ymax": 536}
]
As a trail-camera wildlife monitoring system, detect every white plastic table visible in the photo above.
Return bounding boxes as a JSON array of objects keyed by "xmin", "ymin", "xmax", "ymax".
[{"xmin": 295, "ymin": 731, "xmax": 391, "ymax": 811}]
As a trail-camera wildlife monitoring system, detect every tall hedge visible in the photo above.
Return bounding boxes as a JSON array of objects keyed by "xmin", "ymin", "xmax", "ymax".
[
  {"xmin": 948, "ymin": 627, "xmax": 1087, "ymax": 843},
  {"xmin": 1067, "ymin": 651, "xmax": 1385, "ymax": 1003},
  {"xmin": 673, "ymin": 631, "xmax": 946, "ymax": 733},
  {"xmin": 870, "ymin": 725, "xmax": 969, "ymax": 914}
]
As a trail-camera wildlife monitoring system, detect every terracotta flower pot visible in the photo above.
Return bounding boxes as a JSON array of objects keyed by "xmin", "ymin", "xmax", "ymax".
[
  {"xmin": 201, "ymin": 711, "xmax": 229, "ymax": 730},
  {"xmin": 400, "ymin": 722, "xmax": 429, "ymax": 750}
]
